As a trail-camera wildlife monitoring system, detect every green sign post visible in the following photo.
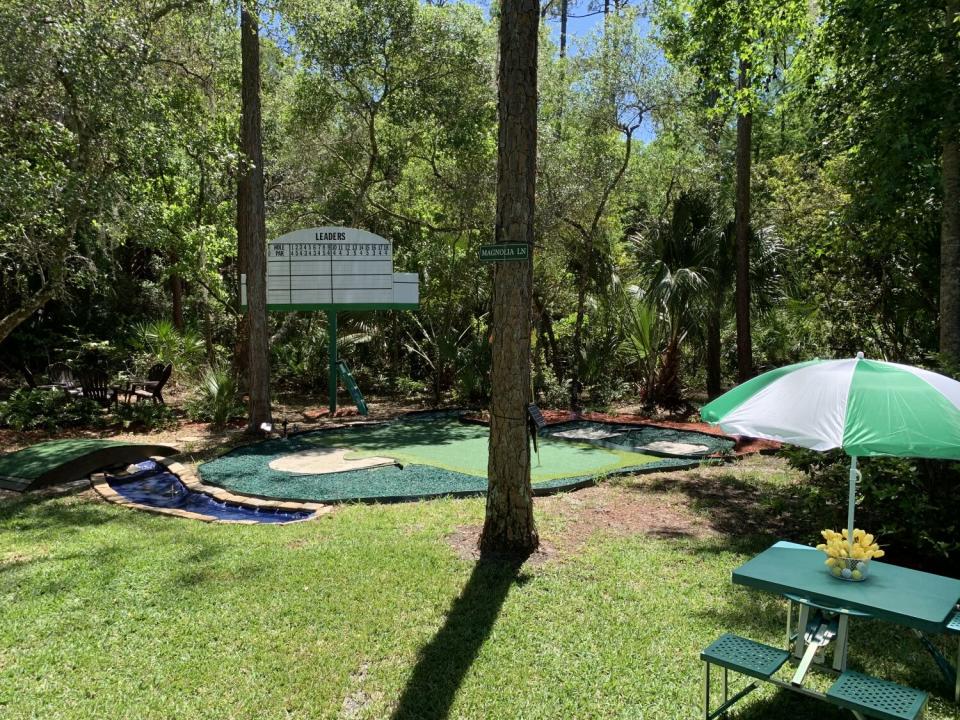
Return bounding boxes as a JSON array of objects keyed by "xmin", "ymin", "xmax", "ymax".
[
  {"xmin": 337, "ymin": 359, "xmax": 368, "ymax": 416},
  {"xmin": 478, "ymin": 243, "xmax": 530, "ymax": 262}
]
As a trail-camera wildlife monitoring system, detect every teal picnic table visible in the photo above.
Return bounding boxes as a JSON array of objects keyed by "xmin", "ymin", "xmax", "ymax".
[{"xmin": 733, "ymin": 541, "xmax": 960, "ymax": 702}]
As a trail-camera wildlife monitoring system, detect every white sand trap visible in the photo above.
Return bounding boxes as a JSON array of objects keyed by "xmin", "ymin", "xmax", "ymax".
[
  {"xmin": 552, "ymin": 428, "xmax": 624, "ymax": 441},
  {"xmin": 269, "ymin": 447, "xmax": 397, "ymax": 475},
  {"xmin": 637, "ymin": 440, "xmax": 711, "ymax": 456}
]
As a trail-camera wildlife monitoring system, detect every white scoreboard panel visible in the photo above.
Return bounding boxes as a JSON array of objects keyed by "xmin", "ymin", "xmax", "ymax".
[{"xmin": 240, "ymin": 227, "xmax": 419, "ymax": 310}]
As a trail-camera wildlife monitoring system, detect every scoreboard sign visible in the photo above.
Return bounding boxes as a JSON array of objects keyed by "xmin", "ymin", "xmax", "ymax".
[{"xmin": 240, "ymin": 227, "xmax": 419, "ymax": 311}]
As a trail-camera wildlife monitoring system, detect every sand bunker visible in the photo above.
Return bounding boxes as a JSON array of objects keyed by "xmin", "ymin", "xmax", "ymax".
[
  {"xmin": 269, "ymin": 447, "xmax": 397, "ymax": 475},
  {"xmin": 551, "ymin": 428, "xmax": 624, "ymax": 441},
  {"xmin": 637, "ymin": 440, "xmax": 711, "ymax": 456}
]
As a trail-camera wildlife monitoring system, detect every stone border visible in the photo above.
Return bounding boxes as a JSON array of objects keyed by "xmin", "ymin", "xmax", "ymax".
[{"xmin": 91, "ymin": 456, "xmax": 332, "ymax": 524}]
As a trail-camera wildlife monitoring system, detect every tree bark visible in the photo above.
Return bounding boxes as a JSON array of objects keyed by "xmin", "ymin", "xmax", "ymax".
[
  {"xmin": 480, "ymin": 0, "xmax": 539, "ymax": 557},
  {"xmin": 734, "ymin": 59, "xmax": 753, "ymax": 383},
  {"xmin": 0, "ymin": 282, "xmax": 59, "ymax": 346},
  {"xmin": 569, "ymin": 284, "xmax": 586, "ymax": 411},
  {"xmin": 939, "ymin": 0, "xmax": 960, "ymax": 364},
  {"xmin": 560, "ymin": 0, "xmax": 568, "ymax": 58},
  {"xmin": 238, "ymin": 3, "xmax": 271, "ymax": 430},
  {"xmin": 706, "ymin": 305, "xmax": 722, "ymax": 398},
  {"xmin": 170, "ymin": 270, "xmax": 184, "ymax": 332}
]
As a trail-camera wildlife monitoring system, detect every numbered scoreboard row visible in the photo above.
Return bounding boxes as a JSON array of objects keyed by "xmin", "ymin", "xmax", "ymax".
[
  {"xmin": 265, "ymin": 274, "xmax": 394, "ymax": 291},
  {"xmin": 267, "ymin": 259, "xmax": 393, "ymax": 276},
  {"xmin": 267, "ymin": 288, "xmax": 395, "ymax": 305}
]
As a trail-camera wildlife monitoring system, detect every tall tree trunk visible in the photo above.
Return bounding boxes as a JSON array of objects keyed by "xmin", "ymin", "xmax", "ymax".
[
  {"xmin": 569, "ymin": 284, "xmax": 586, "ymax": 411},
  {"xmin": 534, "ymin": 292, "xmax": 563, "ymax": 384},
  {"xmin": 170, "ymin": 269, "xmax": 184, "ymax": 332},
  {"xmin": 939, "ymin": 0, "xmax": 960, "ymax": 364},
  {"xmin": 238, "ymin": 3, "xmax": 271, "ymax": 430},
  {"xmin": 734, "ymin": 59, "xmax": 753, "ymax": 383},
  {"xmin": 480, "ymin": 0, "xmax": 539, "ymax": 557},
  {"xmin": 560, "ymin": 0, "xmax": 568, "ymax": 57},
  {"xmin": 706, "ymin": 305, "xmax": 722, "ymax": 398}
]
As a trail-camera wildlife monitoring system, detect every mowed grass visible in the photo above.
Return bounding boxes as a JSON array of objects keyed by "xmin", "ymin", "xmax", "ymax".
[{"xmin": 0, "ymin": 477, "xmax": 957, "ymax": 719}]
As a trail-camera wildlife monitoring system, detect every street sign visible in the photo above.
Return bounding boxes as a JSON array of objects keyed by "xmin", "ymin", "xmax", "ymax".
[{"xmin": 478, "ymin": 243, "xmax": 530, "ymax": 262}]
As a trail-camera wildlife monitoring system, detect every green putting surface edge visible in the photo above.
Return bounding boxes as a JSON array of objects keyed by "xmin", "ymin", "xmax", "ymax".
[
  {"xmin": 0, "ymin": 439, "xmax": 178, "ymax": 491},
  {"xmin": 198, "ymin": 416, "xmax": 713, "ymax": 504}
]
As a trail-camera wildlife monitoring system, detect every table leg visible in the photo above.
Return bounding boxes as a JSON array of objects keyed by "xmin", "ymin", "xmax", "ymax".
[
  {"xmin": 833, "ymin": 614, "xmax": 849, "ymax": 671},
  {"xmin": 703, "ymin": 661, "xmax": 709, "ymax": 720},
  {"xmin": 795, "ymin": 604, "xmax": 810, "ymax": 659},
  {"xmin": 786, "ymin": 599, "xmax": 794, "ymax": 650}
]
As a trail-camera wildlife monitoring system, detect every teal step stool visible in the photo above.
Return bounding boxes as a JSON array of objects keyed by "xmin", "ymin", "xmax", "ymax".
[
  {"xmin": 701, "ymin": 634, "xmax": 790, "ymax": 719},
  {"xmin": 826, "ymin": 671, "xmax": 927, "ymax": 720}
]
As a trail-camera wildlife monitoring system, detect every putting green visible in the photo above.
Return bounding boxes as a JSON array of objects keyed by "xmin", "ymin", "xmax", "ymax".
[
  {"xmin": 197, "ymin": 414, "xmax": 711, "ymax": 503},
  {"xmin": 300, "ymin": 419, "xmax": 655, "ymax": 481}
]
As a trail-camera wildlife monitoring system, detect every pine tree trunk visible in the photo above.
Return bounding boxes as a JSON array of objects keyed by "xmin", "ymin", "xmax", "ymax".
[
  {"xmin": 560, "ymin": 0, "xmax": 568, "ymax": 57},
  {"xmin": 480, "ymin": 0, "xmax": 539, "ymax": 557},
  {"xmin": 170, "ymin": 270, "xmax": 184, "ymax": 332},
  {"xmin": 735, "ymin": 59, "xmax": 753, "ymax": 383},
  {"xmin": 569, "ymin": 285, "xmax": 586, "ymax": 411},
  {"xmin": 238, "ymin": 3, "xmax": 271, "ymax": 430},
  {"xmin": 706, "ymin": 305, "xmax": 722, "ymax": 398},
  {"xmin": 939, "ymin": 0, "xmax": 960, "ymax": 364}
]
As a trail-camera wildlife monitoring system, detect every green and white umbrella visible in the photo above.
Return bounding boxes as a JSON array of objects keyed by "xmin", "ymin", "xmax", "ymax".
[{"xmin": 701, "ymin": 352, "xmax": 960, "ymax": 546}]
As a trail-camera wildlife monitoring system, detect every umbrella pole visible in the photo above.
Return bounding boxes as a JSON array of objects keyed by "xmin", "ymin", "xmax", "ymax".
[{"xmin": 847, "ymin": 455, "xmax": 859, "ymax": 549}]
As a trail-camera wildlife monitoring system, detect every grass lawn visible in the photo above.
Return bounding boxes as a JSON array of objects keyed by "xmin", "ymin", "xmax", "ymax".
[{"xmin": 0, "ymin": 457, "xmax": 956, "ymax": 719}]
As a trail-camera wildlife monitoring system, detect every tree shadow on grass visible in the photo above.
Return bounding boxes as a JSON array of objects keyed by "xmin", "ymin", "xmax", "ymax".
[
  {"xmin": 631, "ymin": 470, "xmax": 820, "ymax": 544},
  {"xmin": 722, "ymin": 690, "xmax": 849, "ymax": 719},
  {"xmin": 390, "ymin": 554, "xmax": 531, "ymax": 720},
  {"xmin": 0, "ymin": 493, "xmax": 120, "ymax": 537}
]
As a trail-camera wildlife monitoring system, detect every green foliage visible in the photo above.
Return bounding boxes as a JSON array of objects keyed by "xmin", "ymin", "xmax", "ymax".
[
  {"xmin": 128, "ymin": 320, "xmax": 205, "ymax": 381},
  {"xmin": 782, "ymin": 447, "xmax": 960, "ymax": 572},
  {"xmin": 112, "ymin": 402, "xmax": 178, "ymax": 432},
  {"xmin": 0, "ymin": 389, "xmax": 105, "ymax": 432},
  {"xmin": 185, "ymin": 366, "xmax": 243, "ymax": 428},
  {"xmin": 534, "ymin": 365, "xmax": 569, "ymax": 410}
]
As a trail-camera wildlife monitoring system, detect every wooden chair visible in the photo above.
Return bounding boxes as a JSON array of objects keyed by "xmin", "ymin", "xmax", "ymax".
[
  {"xmin": 47, "ymin": 362, "xmax": 76, "ymax": 388},
  {"xmin": 20, "ymin": 365, "xmax": 37, "ymax": 389},
  {"xmin": 78, "ymin": 370, "xmax": 118, "ymax": 407},
  {"xmin": 131, "ymin": 363, "xmax": 172, "ymax": 404}
]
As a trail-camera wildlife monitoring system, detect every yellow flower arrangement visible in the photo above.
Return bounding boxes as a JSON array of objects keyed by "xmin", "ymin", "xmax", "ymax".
[{"xmin": 816, "ymin": 528, "xmax": 884, "ymax": 581}]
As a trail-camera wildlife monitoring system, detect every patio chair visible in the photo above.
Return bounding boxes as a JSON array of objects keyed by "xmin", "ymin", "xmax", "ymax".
[
  {"xmin": 20, "ymin": 365, "xmax": 37, "ymax": 389},
  {"xmin": 78, "ymin": 370, "xmax": 118, "ymax": 407},
  {"xmin": 47, "ymin": 362, "xmax": 76, "ymax": 388},
  {"xmin": 130, "ymin": 363, "xmax": 172, "ymax": 404}
]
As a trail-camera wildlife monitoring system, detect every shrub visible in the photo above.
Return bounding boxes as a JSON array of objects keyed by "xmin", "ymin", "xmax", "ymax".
[
  {"xmin": 129, "ymin": 319, "xmax": 206, "ymax": 383},
  {"xmin": 112, "ymin": 402, "xmax": 178, "ymax": 432},
  {"xmin": 0, "ymin": 389, "xmax": 105, "ymax": 432},
  {"xmin": 534, "ymin": 365, "xmax": 569, "ymax": 409},
  {"xmin": 186, "ymin": 367, "xmax": 244, "ymax": 427},
  {"xmin": 782, "ymin": 446, "xmax": 960, "ymax": 573}
]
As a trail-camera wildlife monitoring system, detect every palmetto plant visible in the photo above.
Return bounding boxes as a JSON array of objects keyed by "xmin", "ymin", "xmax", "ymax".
[
  {"xmin": 629, "ymin": 191, "xmax": 716, "ymax": 406},
  {"xmin": 629, "ymin": 191, "xmax": 784, "ymax": 402},
  {"xmin": 129, "ymin": 319, "xmax": 205, "ymax": 382}
]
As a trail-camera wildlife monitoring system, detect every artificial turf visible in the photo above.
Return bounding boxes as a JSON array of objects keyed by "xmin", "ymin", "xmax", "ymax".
[
  {"xmin": 0, "ymin": 439, "xmax": 177, "ymax": 491},
  {"xmin": 197, "ymin": 417, "xmax": 707, "ymax": 502}
]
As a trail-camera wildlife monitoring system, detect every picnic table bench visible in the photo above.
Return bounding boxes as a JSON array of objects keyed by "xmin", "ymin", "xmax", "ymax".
[{"xmin": 700, "ymin": 541, "xmax": 960, "ymax": 719}]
